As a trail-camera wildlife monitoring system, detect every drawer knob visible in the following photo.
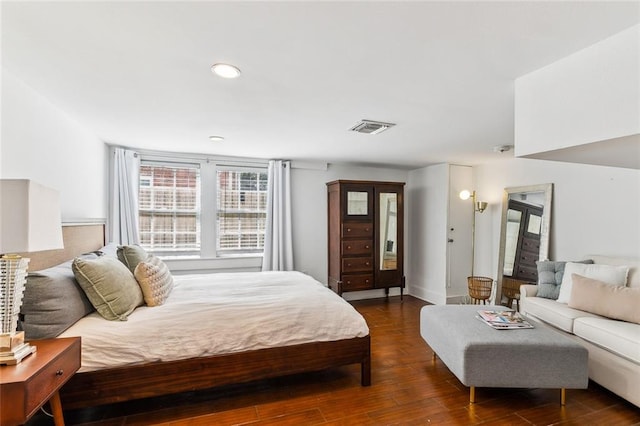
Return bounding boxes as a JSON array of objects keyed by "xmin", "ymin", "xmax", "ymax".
[
  {"xmin": 346, "ymin": 228, "xmax": 351, "ymax": 232},
  {"xmin": 365, "ymin": 245, "xmax": 370, "ymax": 249},
  {"xmin": 56, "ymin": 369, "xmax": 64, "ymax": 376},
  {"xmin": 347, "ymin": 263, "xmax": 352, "ymax": 267},
  {"xmin": 346, "ymin": 280, "xmax": 351, "ymax": 284},
  {"xmin": 347, "ymin": 245, "xmax": 352, "ymax": 250},
  {"xmin": 365, "ymin": 262, "xmax": 370, "ymax": 266},
  {"xmin": 365, "ymin": 280, "xmax": 370, "ymax": 283}
]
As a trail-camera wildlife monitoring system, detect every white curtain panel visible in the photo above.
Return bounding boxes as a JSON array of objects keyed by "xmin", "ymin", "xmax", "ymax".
[
  {"xmin": 262, "ymin": 160, "xmax": 294, "ymax": 271},
  {"xmin": 108, "ymin": 147, "xmax": 140, "ymax": 245}
]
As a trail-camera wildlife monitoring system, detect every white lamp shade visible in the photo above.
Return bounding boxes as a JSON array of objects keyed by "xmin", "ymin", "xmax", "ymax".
[{"xmin": 0, "ymin": 179, "xmax": 64, "ymax": 253}]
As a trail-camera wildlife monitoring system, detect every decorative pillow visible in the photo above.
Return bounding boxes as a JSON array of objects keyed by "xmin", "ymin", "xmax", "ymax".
[
  {"xmin": 117, "ymin": 244, "xmax": 149, "ymax": 273},
  {"xmin": 134, "ymin": 255, "xmax": 174, "ymax": 307},
  {"xmin": 98, "ymin": 242, "xmax": 119, "ymax": 258},
  {"xmin": 19, "ymin": 255, "xmax": 97, "ymax": 340},
  {"xmin": 72, "ymin": 256, "xmax": 144, "ymax": 321},
  {"xmin": 536, "ymin": 259, "xmax": 593, "ymax": 300},
  {"xmin": 557, "ymin": 262, "xmax": 629, "ymax": 304},
  {"xmin": 569, "ymin": 274, "xmax": 640, "ymax": 324}
]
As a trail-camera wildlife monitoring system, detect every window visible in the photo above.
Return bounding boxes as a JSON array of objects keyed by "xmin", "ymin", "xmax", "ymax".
[
  {"xmin": 138, "ymin": 159, "xmax": 267, "ymax": 258},
  {"xmin": 139, "ymin": 163, "xmax": 200, "ymax": 255},
  {"xmin": 217, "ymin": 169, "xmax": 268, "ymax": 254}
]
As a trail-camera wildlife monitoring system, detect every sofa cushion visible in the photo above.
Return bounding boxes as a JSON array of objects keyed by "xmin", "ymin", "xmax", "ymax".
[
  {"xmin": 521, "ymin": 296, "xmax": 601, "ymax": 333},
  {"xmin": 574, "ymin": 317, "xmax": 640, "ymax": 364},
  {"xmin": 557, "ymin": 262, "xmax": 629, "ymax": 304},
  {"xmin": 569, "ymin": 274, "xmax": 640, "ymax": 324},
  {"xmin": 536, "ymin": 259, "xmax": 593, "ymax": 300}
]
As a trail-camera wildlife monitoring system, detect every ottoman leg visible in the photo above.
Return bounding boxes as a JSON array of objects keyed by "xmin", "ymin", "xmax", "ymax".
[
  {"xmin": 561, "ymin": 388, "xmax": 566, "ymax": 406},
  {"xmin": 470, "ymin": 386, "xmax": 475, "ymax": 404}
]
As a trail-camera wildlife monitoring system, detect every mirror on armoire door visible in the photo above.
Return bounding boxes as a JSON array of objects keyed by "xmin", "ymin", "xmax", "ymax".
[{"xmin": 496, "ymin": 184, "xmax": 553, "ymax": 307}]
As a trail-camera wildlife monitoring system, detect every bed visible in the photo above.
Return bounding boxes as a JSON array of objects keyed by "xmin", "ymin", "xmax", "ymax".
[{"xmin": 20, "ymin": 224, "xmax": 371, "ymax": 410}]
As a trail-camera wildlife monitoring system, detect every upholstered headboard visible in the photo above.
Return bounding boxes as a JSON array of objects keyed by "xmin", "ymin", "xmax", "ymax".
[
  {"xmin": 589, "ymin": 255, "xmax": 640, "ymax": 289},
  {"xmin": 19, "ymin": 223, "xmax": 106, "ymax": 271}
]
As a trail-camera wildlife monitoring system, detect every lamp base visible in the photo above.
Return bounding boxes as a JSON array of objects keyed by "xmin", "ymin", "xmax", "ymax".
[
  {"xmin": 0, "ymin": 341, "xmax": 36, "ymax": 365},
  {"xmin": 0, "ymin": 331, "xmax": 25, "ymax": 352}
]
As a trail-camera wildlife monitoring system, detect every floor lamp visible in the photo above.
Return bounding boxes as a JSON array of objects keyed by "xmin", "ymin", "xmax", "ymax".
[{"xmin": 0, "ymin": 179, "xmax": 64, "ymax": 364}]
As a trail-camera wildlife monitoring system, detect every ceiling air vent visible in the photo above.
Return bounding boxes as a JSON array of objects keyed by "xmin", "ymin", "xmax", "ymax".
[{"xmin": 349, "ymin": 119, "xmax": 396, "ymax": 135}]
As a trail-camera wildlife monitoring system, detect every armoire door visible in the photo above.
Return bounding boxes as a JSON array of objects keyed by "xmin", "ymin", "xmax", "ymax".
[{"xmin": 374, "ymin": 183, "xmax": 404, "ymax": 289}]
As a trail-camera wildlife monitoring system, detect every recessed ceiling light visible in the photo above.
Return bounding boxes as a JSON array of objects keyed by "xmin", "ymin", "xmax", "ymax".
[
  {"xmin": 211, "ymin": 63, "xmax": 241, "ymax": 79},
  {"xmin": 209, "ymin": 135, "xmax": 225, "ymax": 142}
]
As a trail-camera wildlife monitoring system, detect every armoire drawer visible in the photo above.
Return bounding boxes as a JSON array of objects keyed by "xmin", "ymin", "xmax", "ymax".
[
  {"xmin": 342, "ymin": 257, "xmax": 373, "ymax": 272},
  {"xmin": 342, "ymin": 222, "xmax": 373, "ymax": 238},
  {"xmin": 342, "ymin": 240, "xmax": 373, "ymax": 255},
  {"xmin": 342, "ymin": 274, "xmax": 374, "ymax": 291}
]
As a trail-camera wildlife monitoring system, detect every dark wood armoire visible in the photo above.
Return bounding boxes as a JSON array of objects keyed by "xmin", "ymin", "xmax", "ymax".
[{"xmin": 327, "ymin": 180, "xmax": 405, "ymax": 298}]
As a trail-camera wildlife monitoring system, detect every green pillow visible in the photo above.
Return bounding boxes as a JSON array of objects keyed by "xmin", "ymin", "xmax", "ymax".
[
  {"xmin": 117, "ymin": 244, "xmax": 149, "ymax": 274},
  {"xmin": 72, "ymin": 256, "xmax": 144, "ymax": 321}
]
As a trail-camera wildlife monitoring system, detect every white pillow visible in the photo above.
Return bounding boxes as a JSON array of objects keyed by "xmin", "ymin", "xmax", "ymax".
[{"xmin": 557, "ymin": 262, "xmax": 629, "ymax": 304}]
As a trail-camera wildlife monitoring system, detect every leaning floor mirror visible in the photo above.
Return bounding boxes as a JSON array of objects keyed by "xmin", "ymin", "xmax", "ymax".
[{"xmin": 496, "ymin": 183, "xmax": 553, "ymax": 308}]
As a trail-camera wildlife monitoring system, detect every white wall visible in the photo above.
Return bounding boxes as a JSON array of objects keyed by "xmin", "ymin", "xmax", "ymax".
[
  {"xmin": 407, "ymin": 164, "xmax": 449, "ymax": 304},
  {"xmin": 291, "ymin": 163, "xmax": 408, "ymax": 300},
  {"xmin": 515, "ymin": 24, "xmax": 639, "ymax": 156},
  {"xmin": 473, "ymin": 157, "xmax": 640, "ymax": 282},
  {"xmin": 407, "ymin": 164, "xmax": 473, "ymax": 304},
  {"xmin": 1, "ymin": 70, "xmax": 107, "ymax": 221}
]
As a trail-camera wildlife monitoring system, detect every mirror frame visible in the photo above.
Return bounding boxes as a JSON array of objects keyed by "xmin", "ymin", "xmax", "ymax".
[{"xmin": 496, "ymin": 183, "xmax": 553, "ymax": 304}]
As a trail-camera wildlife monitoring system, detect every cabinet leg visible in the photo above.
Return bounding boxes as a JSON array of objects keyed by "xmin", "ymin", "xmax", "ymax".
[{"xmin": 50, "ymin": 391, "xmax": 65, "ymax": 426}]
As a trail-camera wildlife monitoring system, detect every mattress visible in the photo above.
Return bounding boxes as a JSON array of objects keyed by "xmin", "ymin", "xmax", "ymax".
[{"xmin": 59, "ymin": 271, "xmax": 369, "ymax": 372}]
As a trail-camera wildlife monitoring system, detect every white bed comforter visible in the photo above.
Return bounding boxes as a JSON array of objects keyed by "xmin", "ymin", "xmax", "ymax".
[{"xmin": 59, "ymin": 271, "xmax": 369, "ymax": 372}]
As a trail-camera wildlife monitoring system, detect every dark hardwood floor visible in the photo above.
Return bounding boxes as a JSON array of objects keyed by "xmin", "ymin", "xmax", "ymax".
[{"xmin": 29, "ymin": 296, "xmax": 640, "ymax": 425}]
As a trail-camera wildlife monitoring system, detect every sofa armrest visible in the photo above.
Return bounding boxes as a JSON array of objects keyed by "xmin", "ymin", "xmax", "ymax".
[{"xmin": 520, "ymin": 284, "xmax": 538, "ymax": 298}]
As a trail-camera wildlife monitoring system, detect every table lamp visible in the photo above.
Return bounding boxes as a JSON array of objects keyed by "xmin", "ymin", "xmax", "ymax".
[{"xmin": 0, "ymin": 179, "xmax": 64, "ymax": 364}]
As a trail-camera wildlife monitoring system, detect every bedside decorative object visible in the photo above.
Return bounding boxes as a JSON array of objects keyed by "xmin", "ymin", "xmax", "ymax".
[{"xmin": 0, "ymin": 179, "xmax": 64, "ymax": 364}]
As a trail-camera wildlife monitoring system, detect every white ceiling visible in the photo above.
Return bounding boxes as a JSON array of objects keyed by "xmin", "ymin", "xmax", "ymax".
[{"xmin": 2, "ymin": 1, "xmax": 639, "ymax": 170}]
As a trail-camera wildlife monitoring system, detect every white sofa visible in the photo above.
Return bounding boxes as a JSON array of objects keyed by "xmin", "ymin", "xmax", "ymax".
[{"xmin": 520, "ymin": 255, "xmax": 640, "ymax": 408}]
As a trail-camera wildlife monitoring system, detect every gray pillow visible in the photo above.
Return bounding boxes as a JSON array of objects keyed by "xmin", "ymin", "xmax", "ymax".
[
  {"xmin": 19, "ymin": 255, "xmax": 98, "ymax": 340},
  {"xmin": 72, "ymin": 256, "xmax": 144, "ymax": 321},
  {"xmin": 98, "ymin": 242, "xmax": 119, "ymax": 258},
  {"xmin": 117, "ymin": 244, "xmax": 149, "ymax": 274},
  {"xmin": 536, "ymin": 259, "xmax": 594, "ymax": 299}
]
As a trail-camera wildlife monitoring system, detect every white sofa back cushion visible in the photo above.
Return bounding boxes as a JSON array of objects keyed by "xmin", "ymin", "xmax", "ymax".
[
  {"xmin": 557, "ymin": 262, "xmax": 629, "ymax": 304},
  {"xmin": 589, "ymin": 255, "xmax": 640, "ymax": 289}
]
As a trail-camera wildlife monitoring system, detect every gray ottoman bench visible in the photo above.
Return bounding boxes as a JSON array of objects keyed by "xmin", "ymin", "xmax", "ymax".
[{"xmin": 420, "ymin": 305, "xmax": 588, "ymax": 404}]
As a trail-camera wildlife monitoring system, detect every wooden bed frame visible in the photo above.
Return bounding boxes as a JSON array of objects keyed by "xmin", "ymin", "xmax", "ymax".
[{"xmin": 27, "ymin": 224, "xmax": 371, "ymax": 410}]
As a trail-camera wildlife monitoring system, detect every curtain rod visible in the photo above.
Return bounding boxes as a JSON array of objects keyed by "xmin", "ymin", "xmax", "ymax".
[{"xmin": 108, "ymin": 144, "xmax": 269, "ymax": 166}]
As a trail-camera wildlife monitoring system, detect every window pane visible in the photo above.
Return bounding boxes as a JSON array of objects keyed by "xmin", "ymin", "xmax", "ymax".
[
  {"xmin": 139, "ymin": 163, "xmax": 201, "ymax": 254},
  {"xmin": 216, "ymin": 169, "xmax": 267, "ymax": 254}
]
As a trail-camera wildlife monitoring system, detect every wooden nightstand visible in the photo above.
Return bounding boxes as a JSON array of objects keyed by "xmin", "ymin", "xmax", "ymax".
[{"xmin": 0, "ymin": 337, "xmax": 81, "ymax": 426}]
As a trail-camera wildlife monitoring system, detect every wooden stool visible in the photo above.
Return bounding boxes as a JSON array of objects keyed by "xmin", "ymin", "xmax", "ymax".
[{"xmin": 467, "ymin": 276, "xmax": 493, "ymax": 305}]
